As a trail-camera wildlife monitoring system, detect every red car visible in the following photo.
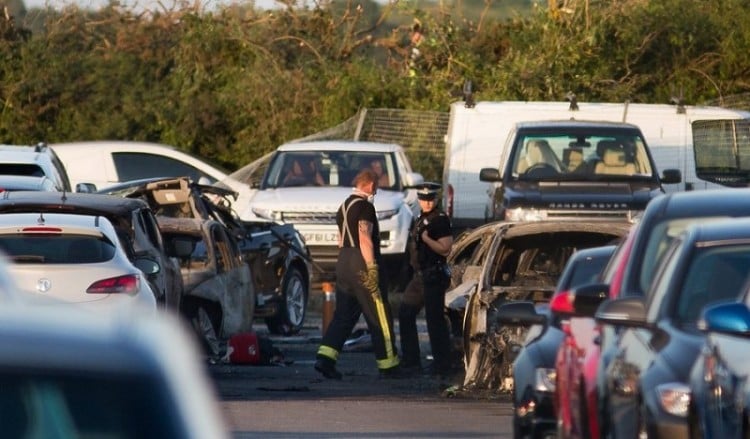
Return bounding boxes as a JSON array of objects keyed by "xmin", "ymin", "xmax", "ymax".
[{"xmin": 552, "ymin": 222, "xmax": 638, "ymax": 439}]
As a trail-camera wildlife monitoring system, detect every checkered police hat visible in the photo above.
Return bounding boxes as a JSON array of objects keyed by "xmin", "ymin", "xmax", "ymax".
[{"xmin": 415, "ymin": 182, "xmax": 441, "ymax": 201}]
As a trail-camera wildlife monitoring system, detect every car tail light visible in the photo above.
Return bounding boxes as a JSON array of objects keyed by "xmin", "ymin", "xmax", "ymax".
[
  {"xmin": 550, "ymin": 290, "xmax": 574, "ymax": 315},
  {"xmin": 87, "ymin": 274, "xmax": 140, "ymax": 295},
  {"xmin": 22, "ymin": 227, "xmax": 63, "ymax": 234}
]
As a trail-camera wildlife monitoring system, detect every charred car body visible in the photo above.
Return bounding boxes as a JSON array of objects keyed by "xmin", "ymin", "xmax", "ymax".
[
  {"xmin": 100, "ymin": 177, "xmax": 313, "ymax": 336},
  {"xmin": 446, "ymin": 220, "xmax": 631, "ymax": 395}
]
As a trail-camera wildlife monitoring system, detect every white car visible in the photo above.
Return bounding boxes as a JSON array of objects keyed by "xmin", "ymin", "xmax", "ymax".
[
  {"xmin": 246, "ymin": 141, "xmax": 424, "ymax": 286},
  {"xmin": 50, "ymin": 140, "xmax": 255, "ymax": 212},
  {"xmin": 0, "ymin": 212, "xmax": 157, "ymax": 311},
  {"xmin": 0, "ymin": 302, "xmax": 229, "ymax": 439},
  {"xmin": 0, "ymin": 143, "xmax": 72, "ymax": 192}
]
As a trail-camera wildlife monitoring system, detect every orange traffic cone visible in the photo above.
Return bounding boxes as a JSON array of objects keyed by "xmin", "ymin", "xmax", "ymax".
[{"xmin": 321, "ymin": 281, "xmax": 335, "ymax": 335}]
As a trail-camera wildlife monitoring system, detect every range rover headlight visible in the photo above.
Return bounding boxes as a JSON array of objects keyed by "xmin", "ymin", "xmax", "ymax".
[
  {"xmin": 252, "ymin": 207, "xmax": 282, "ymax": 222},
  {"xmin": 377, "ymin": 209, "xmax": 399, "ymax": 220},
  {"xmin": 505, "ymin": 208, "xmax": 548, "ymax": 222},
  {"xmin": 656, "ymin": 383, "xmax": 690, "ymax": 417}
]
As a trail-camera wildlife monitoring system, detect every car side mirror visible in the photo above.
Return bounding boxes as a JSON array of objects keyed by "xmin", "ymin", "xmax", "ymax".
[
  {"xmin": 403, "ymin": 172, "xmax": 424, "ymax": 187},
  {"xmin": 595, "ymin": 296, "xmax": 647, "ymax": 328},
  {"xmin": 494, "ymin": 301, "xmax": 547, "ymax": 327},
  {"xmin": 75, "ymin": 182, "xmax": 97, "ymax": 193},
  {"xmin": 551, "ymin": 283, "xmax": 610, "ymax": 318},
  {"xmin": 479, "ymin": 168, "xmax": 501, "ymax": 182},
  {"xmin": 134, "ymin": 257, "xmax": 160, "ymax": 275},
  {"xmin": 699, "ymin": 302, "xmax": 750, "ymax": 336},
  {"xmin": 661, "ymin": 169, "xmax": 682, "ymax": 185}
]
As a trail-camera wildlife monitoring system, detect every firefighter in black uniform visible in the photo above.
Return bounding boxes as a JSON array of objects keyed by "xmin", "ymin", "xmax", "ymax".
[
  {"xmin": 398, "ymin": 182, "xmax": 454, "ymax": 376},
  {"xmin": 314, "ymin": 169, "xmax": 401, "ymax": 379}
]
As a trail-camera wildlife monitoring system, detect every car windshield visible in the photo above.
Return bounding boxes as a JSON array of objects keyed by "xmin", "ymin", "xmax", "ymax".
[
  {"xmin": 639, "ymin": 216, "xmax": 731, "ymax": 295},
  {"xmin": 674, "ymin": 244, "xmax": 750, "ymax": 325},
  {"xmin": 262, "ymin": 151, "xmax": 400, "ymax": 190},
  {"xmin": 509, "ymin": 130, "xmax": 654, "ymax": 182},
  {"xmin": 0, "ymin": 371, "xmax": 183, "ymax": 438},
  {"xmin": 0, "ymin": 234, "xmax": 116, "ymax": 264}
]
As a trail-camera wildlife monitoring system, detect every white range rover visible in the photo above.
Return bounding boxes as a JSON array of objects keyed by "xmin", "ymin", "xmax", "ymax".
[{"xmin": 244, "ymin": 141, "xmax": 424, "ymax": 287}]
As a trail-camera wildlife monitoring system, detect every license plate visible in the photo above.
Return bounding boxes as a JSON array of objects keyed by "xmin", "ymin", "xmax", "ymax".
[{"xmin": 302, "ymin": 231, "xmax": 339, "ymax": 245}]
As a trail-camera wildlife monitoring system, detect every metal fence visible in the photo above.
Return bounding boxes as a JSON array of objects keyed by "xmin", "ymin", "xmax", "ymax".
[{"xmin": 294, "ymin": 108, "xmax": 450, "ymax": 183}]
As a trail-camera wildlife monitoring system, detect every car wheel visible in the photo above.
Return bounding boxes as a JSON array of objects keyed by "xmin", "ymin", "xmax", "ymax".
[
  {"xmin": 636, "ymin": 402, "xmax": 650, "ymax": 439},
  {"xmin": 512, "ymin": 413, "xmax": 525, "ymax": 439},
  {"xmin": 579, "ymin": 382, "xmax": 592, "ymax": 439},
  {"xmin": 265, "ymin": 267, "xmax": 308, "ymax": 336},
  {"xmin": 182, "ymin": 296, "xmax": 223, "ymax": 358}
]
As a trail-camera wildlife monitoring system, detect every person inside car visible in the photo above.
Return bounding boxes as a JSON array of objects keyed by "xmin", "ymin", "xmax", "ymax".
[
  {"xmin": 283, "ymin": 157, "xmax": 324, "ymax": 186},
  {"xmin": 369, "ymin": 158, "xmax": 390, "ymax": 188}
]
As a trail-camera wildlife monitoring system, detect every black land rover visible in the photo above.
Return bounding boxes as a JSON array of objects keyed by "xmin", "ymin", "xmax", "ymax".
[{"xmin": 479, "ymin": 120, "xmax": 682, "ymax": 222}]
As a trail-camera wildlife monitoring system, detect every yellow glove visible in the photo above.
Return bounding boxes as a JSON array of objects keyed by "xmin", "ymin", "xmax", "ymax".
[{"xmin": 360, "ymin": 263, "xmax": 380, "ymax": 294}]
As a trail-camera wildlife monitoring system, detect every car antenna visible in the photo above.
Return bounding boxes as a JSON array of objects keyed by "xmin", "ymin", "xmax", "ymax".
[
  {"xmin": 463, "ymin": 80, "xmax": 475, "ymax": 108},
  {"xmin": 670, "ymin": 88, "xmax": 686, "ymax": 114},
  {"xmin": 565, "ymin": 91, "xmax": 579, "ymax": 111}
]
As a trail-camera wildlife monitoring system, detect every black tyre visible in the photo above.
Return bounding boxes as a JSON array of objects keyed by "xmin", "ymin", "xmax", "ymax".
[
  {"xmin": 265, "ymin": 267, "xmax": 308, "ymax": 336},
  {"xmin": 182, "ymin": 296, "xmax": 223, "ymax": 358}
]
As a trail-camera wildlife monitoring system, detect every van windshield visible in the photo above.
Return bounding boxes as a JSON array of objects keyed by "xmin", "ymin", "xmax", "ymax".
[{"xmin": 509, "ymin": 130, "xmax": 655, "ymax": 182}]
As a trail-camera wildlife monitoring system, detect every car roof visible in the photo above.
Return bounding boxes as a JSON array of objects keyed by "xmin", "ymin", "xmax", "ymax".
[
  {"xmin": 0, "ymin": 304, "xmax": 229, "ymax": 438},
  {"xmin": 515, "ymin": 120, "xmax": 642, "ymax": 130},
  {"xmin": 98, "ymin": 176, "xmax": 238, "ymax": 200},
  {"xmin": 0, "ymin": 211, "xmax": 118, "ymax": 238},
  {"xmin": 648, "ymin": 188, "xmax": 750, "ymax": 220},
  {"xmin": 687, "ymin": 216, "xmax": 750, "ymax": 243},
  {"xmin": 498, "ymin": 220, "xmax": 633, "ymax": 239},
  {"xmin": 277, "ymin": 141, "xmax": 404, "ymax": 153},
  {"xmin": 0, "ymin": 175, "xmax": 57, "ymax": 191},
  {"xmin": 50, "ymin": 140, "xmax": 180, "ymax": 152},
  {"xmin": 569, "ymin": 244, "xmax": 618, "ymax": 260},
  {"xmin": 0, "ymin": 191, "xmax": 150, "ymax": 218}
]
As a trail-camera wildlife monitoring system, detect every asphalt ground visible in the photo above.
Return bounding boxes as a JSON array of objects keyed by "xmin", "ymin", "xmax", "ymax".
[{"xmin": 209, "ymin": 311, "xmax": 513, "ymax": 438}]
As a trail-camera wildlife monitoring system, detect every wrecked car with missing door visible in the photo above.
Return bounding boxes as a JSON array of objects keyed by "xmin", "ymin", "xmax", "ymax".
[
  {"xmin": 445, "ymin": 220, "xmax": 631, "ymax": 394},
  {"xmin": 157, "ymin": 216, "xmax": 253, "ymax": 358},
  {"xmin": 99, "ymin": 176, "xmax": 313, "ymax": 336}
]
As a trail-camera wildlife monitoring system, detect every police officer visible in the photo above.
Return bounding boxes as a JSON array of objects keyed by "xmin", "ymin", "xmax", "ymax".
[
  {"xmin": 314, "ymin": 169, "xmax": 400, "ymax": 379},
  {"xmin": 398, "ymin": 182, "xmax": 454, "ymax": 376}
]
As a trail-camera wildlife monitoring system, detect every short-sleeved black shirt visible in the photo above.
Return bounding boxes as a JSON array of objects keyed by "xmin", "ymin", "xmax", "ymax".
[{"xmin": 336, "ymin": 194, "xmax": 381, "ymax": 258}]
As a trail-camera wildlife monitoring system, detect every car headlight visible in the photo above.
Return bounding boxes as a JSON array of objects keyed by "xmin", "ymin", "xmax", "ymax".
[
  {"xmin": 506, "ymin": 208, "xmax": 548, "ymax": 222},
  {"xmin": 377, "ymin": 209, "xmax": 399, "ymax": 220},
  {"xmin": 535, "ymin": 368, "xmax": 556, "ymax": 392},
  {"xmin": 251, "ymin": 207, "xmax": 282, "ymax": 222},
  {"xmin": 656, "ymin": 383, "xmax": 690, "ymax": 417}
]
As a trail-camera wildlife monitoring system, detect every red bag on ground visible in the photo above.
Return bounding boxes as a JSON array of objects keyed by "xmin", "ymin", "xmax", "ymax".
[{"xmin": 228, "ymin": 332, "xmax": 262, "ymax": 364}]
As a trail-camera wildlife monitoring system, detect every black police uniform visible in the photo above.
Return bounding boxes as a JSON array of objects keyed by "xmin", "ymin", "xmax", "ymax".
[
  {"xmin": 398, "ymin": 186, "xmax": 453, "ymax": 374},
  {"xmin": 315, "ymin": 193, "xmax": 400, "ymax": 377}
]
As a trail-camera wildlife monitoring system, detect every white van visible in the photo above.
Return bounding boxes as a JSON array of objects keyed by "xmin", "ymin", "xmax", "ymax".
[
  {"xmin": 442, "ymin": 100, "xmax": 750, "ymax": 228},
  {"xmin": 50, "ymin": 141, "xmax": 255, "ymax": 217}
]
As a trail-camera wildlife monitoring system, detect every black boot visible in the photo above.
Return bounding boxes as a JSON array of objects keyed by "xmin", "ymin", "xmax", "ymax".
[{"xmin": 314, "ymin": 356, "xmax": 342, "ymax": 380}]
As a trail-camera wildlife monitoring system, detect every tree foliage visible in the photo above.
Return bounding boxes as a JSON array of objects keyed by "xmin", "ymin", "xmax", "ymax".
[{"xmin": 2, "ymin": 0, "xmax": 750, "ymax": 172}]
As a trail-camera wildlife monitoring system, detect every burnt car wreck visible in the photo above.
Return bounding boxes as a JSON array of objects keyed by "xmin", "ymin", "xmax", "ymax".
[
  {"xmin": 99, "ymin": 177, "xmax": 313, "ymax": 338},
  {"xmin": 446, "ymin": 220, "xmax": 631, "ymax": 394}
]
